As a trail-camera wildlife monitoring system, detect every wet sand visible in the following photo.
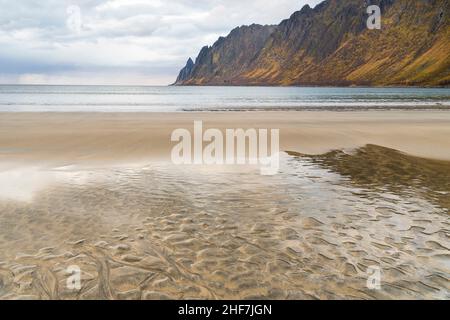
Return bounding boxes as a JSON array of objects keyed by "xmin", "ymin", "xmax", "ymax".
[
  {"xmin": 0, "ymin": 111, "xmax": 449, "ymax": 300},
  {"xmin": 1, "ymin": 111, "xmax": 450, "ymax": 166}
]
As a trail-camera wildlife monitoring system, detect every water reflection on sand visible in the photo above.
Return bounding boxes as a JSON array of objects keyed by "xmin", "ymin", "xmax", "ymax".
[{"xmin": 0, "ymin": 145, "xmax": 448, "ymax": 300}]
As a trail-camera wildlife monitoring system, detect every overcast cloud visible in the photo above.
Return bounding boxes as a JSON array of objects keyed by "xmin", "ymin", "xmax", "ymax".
[{"xmin": 0, "ymin": 0, "xmax": 322, "ymax": 85}]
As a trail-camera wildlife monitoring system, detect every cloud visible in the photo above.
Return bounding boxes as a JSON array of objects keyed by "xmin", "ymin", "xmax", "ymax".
[{"xmin": 0, "ymin": 0, "xmax": 323, "ymax": 85}]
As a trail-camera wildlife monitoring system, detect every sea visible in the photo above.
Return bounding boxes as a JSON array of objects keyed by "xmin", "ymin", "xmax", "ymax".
[{"xmin": 0, "ymin": 85, "xmax": 449, "ymax": 112}]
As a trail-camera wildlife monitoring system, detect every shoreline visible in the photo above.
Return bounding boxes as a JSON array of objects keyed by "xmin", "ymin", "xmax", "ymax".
[
  {"xmin": 1, "ymin": 110, "xmax": 450, "ymax": 167},
  {"xmin": 172, "ymin": 83, "xmax": 450, "ymax": 89}
]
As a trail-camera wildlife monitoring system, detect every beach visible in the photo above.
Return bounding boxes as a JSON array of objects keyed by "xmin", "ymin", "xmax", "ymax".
[
  {"xmin": 0, "ymin": 110, "xmax": 449, "ymax": 300},
  {"xmin": 1, "ymin": 111, "xmax": 450, "ymax": 165}
]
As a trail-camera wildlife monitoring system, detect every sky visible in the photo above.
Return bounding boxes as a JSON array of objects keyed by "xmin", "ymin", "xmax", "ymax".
[{"xmin": 0, "ymin": 0, "xmax": 323, "ymax": 85}]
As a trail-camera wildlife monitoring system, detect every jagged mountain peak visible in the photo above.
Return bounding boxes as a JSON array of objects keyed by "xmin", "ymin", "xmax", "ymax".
[{"xmin": 175, "ymin": 0, "xmax": 450, "ymax": 87}]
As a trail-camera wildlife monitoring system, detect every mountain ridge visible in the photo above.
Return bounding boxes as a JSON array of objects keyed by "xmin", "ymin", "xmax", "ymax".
[{"xmin": 174, "ymin": 0, "xmax": 450, "ymax": 87}]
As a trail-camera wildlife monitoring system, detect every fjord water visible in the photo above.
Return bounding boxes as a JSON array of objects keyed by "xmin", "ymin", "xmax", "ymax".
[{"xmin": 0, "ymin": 85, "xmax": 449, "ymax": 112}]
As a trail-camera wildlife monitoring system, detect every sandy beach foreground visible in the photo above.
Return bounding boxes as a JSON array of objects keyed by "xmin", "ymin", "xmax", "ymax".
[
  {"xmin": 1, "ymin": 111, "xmax": 450, "ymax": 166},
  {"xmin": 0, "ymin": 110, "xmax": 449, "ymax": 300}
]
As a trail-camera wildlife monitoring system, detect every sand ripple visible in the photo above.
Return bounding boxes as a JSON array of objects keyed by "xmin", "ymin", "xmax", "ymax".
[{"xmin": 0, "ymin": 146, "xmax": 449, "ymax": 300}]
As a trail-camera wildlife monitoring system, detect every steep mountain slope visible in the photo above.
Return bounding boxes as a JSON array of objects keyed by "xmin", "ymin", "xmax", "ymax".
[
  {"xmin": 175, "ymin": 0, "xmax": 450, "ymax": 87},
  {"xmin": 176, "ymin": 24, "xmax": 276, "ymax": 85}
]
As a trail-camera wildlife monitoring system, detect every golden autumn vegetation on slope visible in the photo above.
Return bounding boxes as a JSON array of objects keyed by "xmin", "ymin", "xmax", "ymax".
[{"xmin": 175, "ymin": 0, "xmax": 449, "ymax": 87}]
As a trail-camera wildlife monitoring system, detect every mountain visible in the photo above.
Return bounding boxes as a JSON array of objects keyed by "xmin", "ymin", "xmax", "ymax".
[
  {"xmin": 174, "ymin": 0, "xmax": 450, "ymax": 87},
  {"xmin": 176, "ymin": 24, "xmax": 277, "ymax": 85},
  {"xmin": 175, "ymin": 58, "xmax": 195, "ymax": 83}
]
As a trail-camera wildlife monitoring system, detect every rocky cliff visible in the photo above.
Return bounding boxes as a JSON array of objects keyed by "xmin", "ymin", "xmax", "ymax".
[{"xmin": 175, "ymin": 0, "xmax": 450, "ymax": 87}]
